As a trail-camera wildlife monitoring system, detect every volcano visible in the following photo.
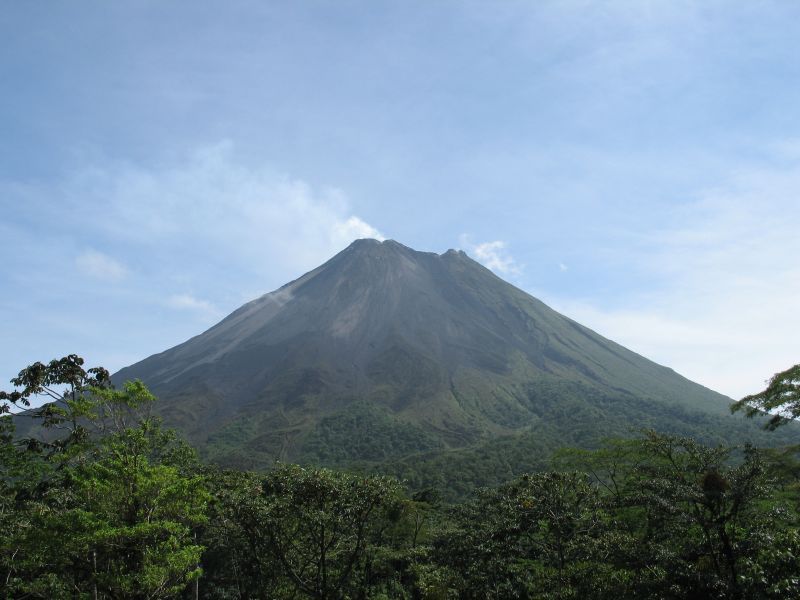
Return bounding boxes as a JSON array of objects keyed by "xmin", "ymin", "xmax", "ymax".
[{"xmin": 116, "ymin": 239, "xmax": 769, "ymax": 489}]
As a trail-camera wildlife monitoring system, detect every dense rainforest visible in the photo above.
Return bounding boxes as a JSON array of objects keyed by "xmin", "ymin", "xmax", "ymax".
[{"xmin": 1, "ymin": 356, "xmax": 799, "ymax": 599}]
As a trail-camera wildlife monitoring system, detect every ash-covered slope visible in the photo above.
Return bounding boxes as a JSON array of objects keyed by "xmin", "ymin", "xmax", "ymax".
[{"xmin": 116, "ymin": 239, "xmax": 743, "ymax": 470}]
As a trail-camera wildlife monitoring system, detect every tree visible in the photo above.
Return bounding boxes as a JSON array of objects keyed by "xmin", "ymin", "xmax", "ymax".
[
  {"xmin": 0, "ymin": 354, "xmax": 111, "ymax": 415},
  {"xmin": 0, "ymin": 356, "xmax": 209, "ymax": 599},
  {"xmin": 68, "ymin": 411, "xmax": 209, "ymax": 599},
  {"xmin": 0, "ymin": 354, "xmax": 113, "ymax": 460},
  {"xmin": 559, "ymin": 431, "xmax": 800, "ymax": 599},
  {"xmin": 731, "ymin": 363, "xmax": 800, "ymax": 430},
  {"xmin": 434, "ymin": 471, "xmax": 617, "ymax": 599},
  {"xmin": 202, "ymin": 464, "xmax": 405, "ymax": 599}
]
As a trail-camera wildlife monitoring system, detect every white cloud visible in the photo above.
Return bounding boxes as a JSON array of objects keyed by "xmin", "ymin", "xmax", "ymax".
[
  {"xmin": 332, "ymin": 216, "xmax": 385, "ymax": 245},
  {"xmin": 549, "ymin": 150, "xmax": 800, "ymax": 399},
  {"xmin": 460, "ymin": 235, "xmax": 522, "ymax": 277},
  {"xmin": 76, "ymin": 250, "xmax": 128, "ymax": 281},
  {"xmin": 166, "ymin": 294, "xmax": 219, "ymax": 316},
  {"xmin": 19, "ymin": 141, "xmax": 385, "ymax": 292},
  {"xmin": 559, "ymin": 262, "xmax": 568, "ymax": 272}
]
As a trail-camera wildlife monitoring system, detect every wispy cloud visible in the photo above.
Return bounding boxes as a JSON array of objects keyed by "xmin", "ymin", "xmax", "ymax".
[
  {"xmin": 459, "ymin": 236, "xmax": 522, "ymax": 277},
  {"xmin": 550, "ymin": 147, "xmax": 800, "ymax": 399},
  {"xmin": 166, "ymin": 293, "xmax": 219, "ymax": 316},
  {"xmin": 10, "ymin": 142, "xmax": 384, "ymax": 294},
  {"xmin": 76, "ymin": 250, "xmax": 128, "ymax": 282},
  {"xmin": 332, "ymin": 216, "xmax": 385, "ymax": 245}
]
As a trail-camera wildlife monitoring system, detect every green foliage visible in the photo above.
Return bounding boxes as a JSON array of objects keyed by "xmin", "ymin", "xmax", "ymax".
[
  {"xmin": 732, "ymin": 363, "xmax": 800, "ymax": 429},
  {"xmin": 739, "ymin": 529, "xmax": 800, "ymax": 598},
  {"xmin": 373, "ymin": 384, "xmax": 798, "ymax": 503},
  {"xmin": 558, "ymin": 431, "xmax": 800, "ymax": 599},
  {"xmin": 300, "ymin": 401, "xmax": 444, "ymax": 465},
  {"xmin": 434, "ymin": 471, "xmax": 618, "ymax": 599},
  {"xmin": 67, "ymin": 421, "xmax": 208, "ymax": 598},
  {"xmin": 200, "ymin": 464, "xmax": 409, "ymax": 599},
  {"xmin": 2, "ymin": 354, "xmax": 112, "ymax": 458},
  {"xmin": 1, "ymin": 356, "xmax": 209, "ymax": 599}
]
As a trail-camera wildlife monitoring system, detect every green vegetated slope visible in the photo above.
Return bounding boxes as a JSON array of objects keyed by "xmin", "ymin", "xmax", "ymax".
[
  {"xmin": 288, "ymin": 377, "xmax": 793, "ymax": 501},
  {"xmin": 114, "ymin": 239, "xmax": 792, "ymax": 496}
]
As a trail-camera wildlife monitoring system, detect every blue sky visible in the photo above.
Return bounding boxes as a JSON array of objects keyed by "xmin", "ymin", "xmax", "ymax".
[{"xmin": 2, "ymin": 1, "xmax": 799, "ymax": 399}]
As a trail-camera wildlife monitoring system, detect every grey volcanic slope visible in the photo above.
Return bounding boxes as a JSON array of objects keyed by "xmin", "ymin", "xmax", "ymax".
[{"xmin": 115, "ymin": 239, "xmax": 747, "ymax": 470}]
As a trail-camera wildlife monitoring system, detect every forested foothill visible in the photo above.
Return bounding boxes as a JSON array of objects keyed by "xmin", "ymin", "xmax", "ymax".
[{"xmin": 2, "ymin": 356, "xmax": 799, "ymax": 599}]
